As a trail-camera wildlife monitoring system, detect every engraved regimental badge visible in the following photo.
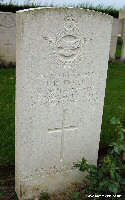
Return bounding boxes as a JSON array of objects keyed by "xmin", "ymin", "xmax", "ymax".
[{"xmin": 43, "ymin": 14, "xmax": 84, "ymax": 68}]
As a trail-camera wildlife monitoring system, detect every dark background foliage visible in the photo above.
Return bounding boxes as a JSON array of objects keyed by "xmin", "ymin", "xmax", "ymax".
[{"xmin": 0, "ymin": 2, "xmax": 119, "ymax": 18}]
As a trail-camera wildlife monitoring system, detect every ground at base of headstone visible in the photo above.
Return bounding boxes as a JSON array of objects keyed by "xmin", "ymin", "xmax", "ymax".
[
  {"xmin": 0, "ymin": 164, "xmax": 92, "ymax": 200},
  {"xmin": 0, "ymin": 164, "xmax": 17, "ymax": 200},
  {"xmin": 47, "ymin": 181, "xmax": 89, "ymax": 200},
  {"xmin": 0, "ymin": 147, "xmax": 113, "ymax": 200}
]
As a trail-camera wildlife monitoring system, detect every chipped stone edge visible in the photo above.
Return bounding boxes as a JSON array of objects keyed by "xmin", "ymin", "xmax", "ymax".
[{"xmin": 16, "ymin": 7, "xmax": 113, "ymax": 20}]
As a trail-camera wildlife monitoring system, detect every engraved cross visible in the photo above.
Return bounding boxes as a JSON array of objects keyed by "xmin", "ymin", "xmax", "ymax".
[{"xmin": 48, "ymin": 110, "xmax": 78, "ymax": 161}]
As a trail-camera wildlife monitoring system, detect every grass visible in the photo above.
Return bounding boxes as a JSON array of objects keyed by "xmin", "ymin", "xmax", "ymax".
[
  {"xmin": 0, "ymin": 69, "xmax": 15, "ymax": 166},
  {"xmin": 116, "ymin": 43, "xmax": 122, "ymax": 59},
  {"xmin": 100, "ymin": 61, "xmax": 125, "ymax": 148},
  {"xmin": 115, "ymin": 37, "xmax": 123, "ymax": 59},
  {"xmin": 0, "ymin": 60, "xmax": 125, "ymax": 166}
]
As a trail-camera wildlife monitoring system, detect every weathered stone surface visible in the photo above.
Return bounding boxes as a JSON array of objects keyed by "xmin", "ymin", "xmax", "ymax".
[
  {"xmin": 109, "ymin": 18, "xmax": 119, "ymax": 60},
  {"xmin": 118, "ymin": 10, "xmax": 125, "ymax": 39},
  {"xmin": 121, "ymin": 19, "xmax": 125, "ymax": 61},
  {"xmin": 0, "ymin": 12, "xmax": 16, "ymax": 64},
  {"xmin": 16, "ymin": 7, "xmax": 112, "ymax": 199},
  {"xmin": 119, "ymin": 10, "xmax": 125, "ymax": 19},
  {"xmin": 118, "ymin": 19, "xmax": 123, "ymax": 35}
]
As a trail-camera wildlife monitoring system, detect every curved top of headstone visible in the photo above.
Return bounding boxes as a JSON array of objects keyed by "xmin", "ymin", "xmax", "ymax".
[{"xmin": 16, "ymin": 7, "xmax": 113, "ymax": 20}]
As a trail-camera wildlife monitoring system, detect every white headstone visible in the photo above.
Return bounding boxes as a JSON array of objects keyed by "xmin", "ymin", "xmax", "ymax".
[
  {"xmin": 118, "ymin": 19, "xmax": 123, "ymax": 35},
  {"xmin": 0, "ymin": 12, "xmax": 16, "ymax": 64},
  {"xmin": 109, "ymin": 18, "xmax": 119, "ymax": 60},
  {"xmin": 121, "ymin": 19, "xmax": 125, "ymax": 61},
  {"xmin": 118, "ymin": 10, "xmax": 125, "ymax": 39},
  {"xmin": 119, "ymin": 10, "xmax": 125, "ymax": 19},
  {"xmin": 16, "ymin": 8, "xmax": 112, "ymax": 199}
]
